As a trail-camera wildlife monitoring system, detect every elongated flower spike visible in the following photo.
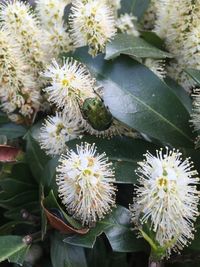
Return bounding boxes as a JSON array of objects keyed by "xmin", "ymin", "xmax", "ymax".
[
  {"xmin": 0, "ymin": 0, "xmax": 49, "ymax": 77},
  {"xmin": 56, "ymin": 142, "xmax": 116, "ymax": 225},
  {"xmin": 130, "ymin": 147, "xmax": 200, "ymax": 259},
  {"xmin": 69, "ymin": 0, "xmax": 116, "ymax": 56}
]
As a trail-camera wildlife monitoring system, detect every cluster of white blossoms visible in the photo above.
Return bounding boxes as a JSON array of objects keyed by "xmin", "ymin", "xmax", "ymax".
[
  {"xmin": 0, "ymin": 28, "xmax": 40, "ymax": 122},
  {"xmin": 154, "ymin": 0, "xmax": 200, "ymax": 90},
  {"xmin": 39, "ymin": 57, "xmax": 134, "ymax": 155},
  {"xmin": 116, "ymin": 13, "xmax": 140, "ymax": 37},
  {"xmin": 36, "ymin": 0, "xmax": 72, "ymax": 58},
  {"xmin": 69, "ymin": 0, "xmax": 116, "ymax": 56},
  {"xmin": 130, "ymin": 148, "xmax": 200, "ymax": 257},
  {"xmin": 0, "ymin": 0, "xmax": 72, "ymax": 122},
  {"xmin": 56, "ymin": 143, "xmax": 116, "ymax": 225}
]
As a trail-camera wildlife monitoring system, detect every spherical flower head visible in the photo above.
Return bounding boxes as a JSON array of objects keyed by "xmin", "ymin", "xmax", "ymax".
[
  {"xmin": 116, "ymin": 13, "xmax": 140, "ymax": 36},
  {"xmin": 69, "ymin": 0, "xmax": 116, "ymax": 56},
  {"xmin": 130, "ymin": 148, "xmax": 200, "ymax": 258},
  {"xmin": 42, "ymin": 58, "xmax": 96, "ymax": 112},
  {"xmin": 39, "ymin": 112, "xmax": 81, "ymax": 156},
  {"xmin": 56, "ymin": 142, "xmax": 116, "ymax": 225}
]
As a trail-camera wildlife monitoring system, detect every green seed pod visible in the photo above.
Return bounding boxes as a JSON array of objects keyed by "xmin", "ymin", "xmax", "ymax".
[{"xmin": 81, "ymin": 97, "xmax": 113, "ymax": 131}]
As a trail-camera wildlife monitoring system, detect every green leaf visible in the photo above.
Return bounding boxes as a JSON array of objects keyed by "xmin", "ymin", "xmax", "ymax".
[
  {"xmin": 105, "ymin": 34, "xmax": 172, "ymax": 60},
  {"xmin": 120, "ymin": 0, "xmax": 150, "ymax": 20},
  {"xmin": 0, "ymin": 112, "xmax": 9, "ymax": 124},
  {"xmin": 0, "ymin": 123, "xmax": 27, "ymax": 139},
  {"xmin": 185, "ymin": 68, "xmax": 200, "ymax": 86},
  {"xmin": 64, "ymin": 206, "xmax": 147, "ymax": 252},
  {"xmin": 51, "ymin": 232, "xmax": 88, "ymax": 267},
  {"xmin": 0, "ymin": 190, "xmax": 38, "ymax": 209},
  {"xmin": 42, "ymin": 156, "xmax": 59, "ymax": 190},
  {"xmin": 164, "ymin": 77, "xmax": 192, "ymax": 114},
  {"xmin": 44, "ymin": 190, "xmax": 83, "ymax": 230},
  {"xmin": 67, "ymin": 136, "xmax": 157, "ymax": 184},
  {"xmin": 140, "ymin": 31, "xmax": 165, "ymax": 50},
  {"xmin": 25, "ymin": 133, "xmax": 50, "ymax": 183},
  {"xmin": 71, "ymin": 48, "xmax": 194, "ymax": 148},
  {"xmin": 0, "ymin": 235, "xmax": 30, "ymax": 265}
]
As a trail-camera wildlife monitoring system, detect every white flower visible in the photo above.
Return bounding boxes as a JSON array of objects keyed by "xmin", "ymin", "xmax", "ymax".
[
  {"xmin": 35, "ymin": 0, "xmax": 70, "ymax": 28},
  {"xmin": 45, "ymin": 27, "xmax": 73, "ymax": 58},
  {"xmin": 0, "ymin": 0, "xmax": 49, "ymax": 77},
  {"xmin": 69, "ymin": 0, "xmax": 116, "ymax": 56},
  {"xmin": 39, "ymin": 112, "xmax": 81, "ymax": 156},
  {"xmin": 56, "ymin": 142, "xmax": 116, "ymax": 225},
  {"xmin": 154, "ymin": 0, "xmax": 200, "ymax": 90},
  {"xmin": 107, "ymin": 0, "xmax": 121, "ymax": 11},
  {"xmin": 0, "ymin": 28, "xmax": 40, "ymax": 121},
  {"xmin": 116, "ymin": 13, "xmax": 140, "ymax": 36},
  {"xmin": 130, "ymin": 148, "xmax": 199, "ymax": 257},
  {"xmin": 42, "ymin": 58, "xmax": 96, "ymax": 113},
  {"xmin": 36, "ymin": 0, "xmax": 73, "ymax": 57}
]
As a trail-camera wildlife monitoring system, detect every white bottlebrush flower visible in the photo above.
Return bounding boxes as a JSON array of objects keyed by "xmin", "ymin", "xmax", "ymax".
[
  {"xmin": 69, "ymin": 0, "xmax": 116, "ymax": 56},
  {"xmin": 116, "ymin": 13, "xmax": 140, "ymax": 37},
  {"xmin": 45, "ymin": 27, "xmax": 73, "ymax": 58},
  {"xmin": 130, "ymin": 148, "xmax": 199, "ymax": 257},
  {"xmin": 42, "ymin": 58, "xmax": 96, "ymax": 113},
  {"xmin": 154, "ymin": 0, "xmax": 200, "ymax": 90},
  {"xmin": 36, "ymin": 0, "xmax": 73, "ymax": 57},
  {"xmin": 143, "ymin": 58, "xmax": 166, "ymax": 80},
  {"xmin": 39, "ymin": 112, "xmax": 81, "ymax": 156},
  {"xmin": 0, "ymin": 0, "xmax": 49, "ymax": 77},
  {"xmin": 35, "ymin": 0, "xmax": 70, "ymax": 28},
  {"xmin": 0, "ymin": 28, "xmax": 40, "ymax": 121},
  {"xmin": 56, "ymin": 142, "xmax": 116, "ymax": 225}
]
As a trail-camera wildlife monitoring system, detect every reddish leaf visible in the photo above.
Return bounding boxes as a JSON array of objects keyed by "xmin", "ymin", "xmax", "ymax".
[
  {"xmin": 41, "ymin": 202, "xmax": 89, "ymax": 235},
  {"xmin": 0, "ymin": 145, "xmax": 22, "ymax": 163}
]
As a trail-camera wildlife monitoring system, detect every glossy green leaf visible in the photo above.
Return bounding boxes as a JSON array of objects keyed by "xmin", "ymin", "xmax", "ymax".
[
  {"xmin": 67, "ymin": 136, "xmax": 157, "ymax": 184},
  {"xmin": 105, "ymin": 34, "xmax": 172, "ymax": 60},
  {"xmin": 120, "ymin": 0, "xmax": 150, "ymax": 20},
  {"xmin": 0, "ymin": 123, "xmax": 27, "ymax": 139},
  {"xmin": 185, "ymin": 69, "xmax": 200, "ymax": 86},
  {"xmin": 71, "ymin": 49, "xmax": 194, "ymax": 147},
  {"xmin": 51, "ymin": 232, "xmax": 88, "ymax": 267},
  {"xmin": 64, "ymin": 206, "xmax": 147, "ymax": 252},
  {"xmin": 0, "ymin": 190, "xmax": 38, "ymax": 209},
  {"xmin": 25, "ymin": 133, "xmax": 50, "ymax": 183},
  {"xmin": 140, "ymin": 31, "xmax": 165, "ymax": 50},
  {"xmin": 164, "ymin": 77, "xmax": 192, "ymax": 114},
  {"xmin": 0, "ymin": 112, "xmax": 9, "ymax": 124},
  {"xmin": 0, "ymin": 235, "xmax": 30, "ymax": 265},
  {"xmin": 42, "ymin": 156, "xmax": 59, "ymax": 190}
]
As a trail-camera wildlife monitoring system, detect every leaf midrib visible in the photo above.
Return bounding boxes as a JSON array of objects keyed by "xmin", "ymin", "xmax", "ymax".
[{"xmin": 87, "ymin": 64, "xmax": 192, "ymax": 143}]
